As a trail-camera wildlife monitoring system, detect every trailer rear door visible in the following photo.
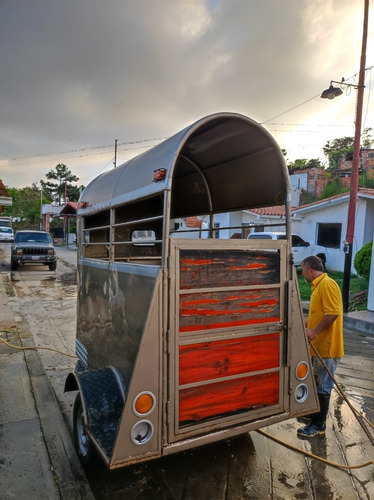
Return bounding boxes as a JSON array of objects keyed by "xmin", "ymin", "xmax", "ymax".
[{"xmin": 167, "ymin": 238, "xmax": 289, "ymax": 442}]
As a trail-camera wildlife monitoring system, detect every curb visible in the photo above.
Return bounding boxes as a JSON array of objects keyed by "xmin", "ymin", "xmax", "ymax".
[
  {"xmin": 343, "ymin": 314, "xmax": 374, "ymax": 335},
  {"xmin": 0, "ymin": 276, "xmax": 94, "ymax": 500},
  {"xmin": 17, "ymin": 319, "xmax": 94, "ymax": 499},
  {"xmin": 20, "ymin": 327, "xmax": 94, "ymax": 499}
]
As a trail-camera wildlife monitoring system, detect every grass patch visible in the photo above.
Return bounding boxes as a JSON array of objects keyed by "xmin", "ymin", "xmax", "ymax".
[{"xmin": 297, "ymin": 269, "xmax": 369, "ymax": 311}]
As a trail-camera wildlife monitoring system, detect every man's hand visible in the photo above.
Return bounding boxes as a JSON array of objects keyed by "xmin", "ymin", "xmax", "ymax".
[{"xmin": 306, "ymin": 328, "xmax": 319, "ymax": 342}]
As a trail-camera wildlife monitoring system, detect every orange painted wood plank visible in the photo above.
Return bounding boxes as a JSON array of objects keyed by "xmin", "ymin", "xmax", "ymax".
[
  {"xmin": 179, "ymin": 372, "xmax": 279, "ymax": 424},
  {"xmin": 179, "ymin": 249, "xmax": 280, "ymax": 289},
  {"xmin": 179, "ymin": 289, "xmax": 280, "ymax": 332},
  {"xmin": 179, "ymin": 333, "xmax": 280, "ymax": 385}
]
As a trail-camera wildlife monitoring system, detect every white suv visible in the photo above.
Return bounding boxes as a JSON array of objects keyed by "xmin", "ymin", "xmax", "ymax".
[{"xmin": 247, "ymin": 232, "xmax": 327, "ymax": 267}]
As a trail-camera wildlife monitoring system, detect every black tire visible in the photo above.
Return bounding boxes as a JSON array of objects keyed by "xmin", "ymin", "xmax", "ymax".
[
  {"xmin": 49, "ymin": 260, "xmax": 57, "ymax": 271},
  {"xmin": 11, "ymin": 260, "xmax": 18, "ymax": 271},
  {"xmin": 73, "ymin": 392, "xmax": 99, "ymax": 468}
]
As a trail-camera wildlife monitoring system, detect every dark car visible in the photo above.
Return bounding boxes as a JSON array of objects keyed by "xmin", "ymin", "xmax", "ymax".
[{"xmin": 11, "ymin": 230, "xmax": 57, "ymax": 271}]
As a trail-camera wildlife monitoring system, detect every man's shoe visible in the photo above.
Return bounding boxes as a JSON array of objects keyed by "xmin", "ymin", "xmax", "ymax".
[{"xmin": 297, "ymin": 422, "xmax": 326, "ymax": 438}]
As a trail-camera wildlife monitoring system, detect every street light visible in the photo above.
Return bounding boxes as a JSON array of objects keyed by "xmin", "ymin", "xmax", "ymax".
[
  {"xmin": 321, "ymin": 0, "xmax": 369, "ymax": 313},
  {"xmin": 320, "ymin": 79, "xmax": 357, "ymax": 99}
]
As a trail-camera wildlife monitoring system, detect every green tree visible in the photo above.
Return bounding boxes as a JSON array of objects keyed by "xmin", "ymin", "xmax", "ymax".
[
  {"xmin": 362, "ymin": 127, "xmax": 374, "ymax": 148},
  {"xmin": 3, "ymin": 184, "xmax": 44, "ymax": 229},
  {"xmin": 318, "ymin": 177, "xmax": 349, "ymax": 200},
  {"xmin": 288, "ymin": 158, "xmax": 324, "ymax": 173},
  {"xmin": 354, "ymin": 240, "xmax": 372, "ymax": 278},
  {"xmin": 41, "ymin": 164, "xmax": 81, "ymax": 205},
  {"xmin": 323, "ymin": 127, "xmax": 373, "ymax": 170},
  {"xmin": 323, "ymin": 137, "xmax": 354, "ymax": 170}
]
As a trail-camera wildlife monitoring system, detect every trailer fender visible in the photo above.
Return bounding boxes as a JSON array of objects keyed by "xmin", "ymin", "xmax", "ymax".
[{"xmin": 65, "ymin": 367, "xmax": 127, "ymax": 461}]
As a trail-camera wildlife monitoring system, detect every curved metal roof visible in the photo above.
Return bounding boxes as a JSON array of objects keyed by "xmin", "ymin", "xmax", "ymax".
[{"xmin": 80, "ymin": 112, "xmax": 289, "ymax": 217}]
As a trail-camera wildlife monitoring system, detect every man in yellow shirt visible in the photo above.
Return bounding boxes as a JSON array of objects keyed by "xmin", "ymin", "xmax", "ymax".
[{"xmin": 298, "ymin": 256, "xmax": 344, "ymax": 438}]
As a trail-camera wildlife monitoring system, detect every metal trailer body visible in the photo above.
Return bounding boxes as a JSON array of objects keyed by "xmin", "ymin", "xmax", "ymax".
[{"xmin": 65, "ymin": 112, "xmax": 319, "ymax": 469}]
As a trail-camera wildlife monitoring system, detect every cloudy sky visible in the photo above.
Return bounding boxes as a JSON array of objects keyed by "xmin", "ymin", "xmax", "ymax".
[{"xmin": 1, "ymin": 0, "xmax": 373, "ymax": 189}]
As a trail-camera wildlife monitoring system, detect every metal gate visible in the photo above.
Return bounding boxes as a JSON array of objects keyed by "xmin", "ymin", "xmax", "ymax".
[{"xmin": 168, "ymin": 238, "xmax": 289, "ymax": 442}]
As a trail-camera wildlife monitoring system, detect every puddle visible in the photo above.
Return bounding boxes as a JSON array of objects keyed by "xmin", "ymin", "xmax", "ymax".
[{"xmin": 58, "ymin": 272, "xmax": 77, "ymax": 286}]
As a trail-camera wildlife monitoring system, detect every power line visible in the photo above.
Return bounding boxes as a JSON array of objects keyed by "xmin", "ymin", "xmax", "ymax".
[
  {"xmin": 1, "ymin": 137, "xmax": 166, "ymax": 164},
  {"xmin": 1, "ymin": 124, "xmax": 358, "ymax": 167},
  {"xmin": 262, "ymin": 65, "xmax": 374, "ymax": 125},
  {"xmin": 262, "ymin": 94, "xmax": 321, "ymax": 123}
]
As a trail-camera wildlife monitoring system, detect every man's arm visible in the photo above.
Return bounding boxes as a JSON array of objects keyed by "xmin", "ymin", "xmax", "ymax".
[{"xmin": 306, "ymin": 314, "xmax": 338, "ymax": 342}]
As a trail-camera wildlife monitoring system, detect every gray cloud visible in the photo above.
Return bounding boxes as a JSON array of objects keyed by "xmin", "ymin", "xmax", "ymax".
[{"xmin": 1, "ymin": 0, "xmax": 373, "ymax": 187}]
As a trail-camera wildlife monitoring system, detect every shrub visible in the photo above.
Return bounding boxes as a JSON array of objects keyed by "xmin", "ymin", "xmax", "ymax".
[{"xmin": 354, "ymin": 240, "xmax": 372, "ymax": 278}]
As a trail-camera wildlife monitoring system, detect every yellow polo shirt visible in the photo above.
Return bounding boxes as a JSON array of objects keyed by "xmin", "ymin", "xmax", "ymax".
[{"xmin": 308, "ymin": 273, "xmax": 344, "ymax": 358}]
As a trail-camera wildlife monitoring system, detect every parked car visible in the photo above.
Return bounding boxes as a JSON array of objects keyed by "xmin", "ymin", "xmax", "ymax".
[
  {"xmin": 247, "ymin": 232, "xmax": 327, "ymax": 267},
  {"xmin": 0, "ymin": 226, "xmax": 14, "ymax": 242},
  {"xmin": 11, "ymin": 230, "xmax": 57, "ymax": 271}
]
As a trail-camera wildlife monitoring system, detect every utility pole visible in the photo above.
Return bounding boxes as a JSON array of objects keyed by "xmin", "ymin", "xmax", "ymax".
[
  {"xmin": 40, "ymin": 184, "xmax": 43, "ymax": 230},
  {"xmin": 342, "ymin": 0, "xmax": 369, "ymax": 313},
  {"xmin": 114, "ymin": 139, "xmax": 118, "ymax": 168}
]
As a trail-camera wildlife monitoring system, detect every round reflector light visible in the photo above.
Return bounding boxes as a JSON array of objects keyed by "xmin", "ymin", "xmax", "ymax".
[
  {"xmin": 133, "ymin": 391, "xmax": 156, "ymax": 416},
  {"xmin": 294, "ymin": 383, "xmax": 308, "ymax": 403},
  {"xmin": 130, "ymin": 420, "xmax": 154, "ymax": 445},
  {"xmin": 296, "ymin": 361, "xmax": 309, "ymax": 380}
]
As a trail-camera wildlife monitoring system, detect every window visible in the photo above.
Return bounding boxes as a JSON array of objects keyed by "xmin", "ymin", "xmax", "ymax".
[
  {"xmin": 81, "ymin": 196, "xmax": 163, "ymax": 263},
  {"xmin": 317, "ymin": 223, "xmax": 341, "ymax": 248},
  {"xmin": 291, "ymin": 235, "xmax": 307, "ymax": 247},
  {"xmin": 248, "ymin": 234, "xmax": 272, "ymax": 239},
  {"xmin": 82, "ymin": 209, "xmax": 111, "ymax": 259}
]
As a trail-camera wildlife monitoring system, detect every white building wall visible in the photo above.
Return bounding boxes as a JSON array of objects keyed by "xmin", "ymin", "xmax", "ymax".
[
  {"xmin": 289, "ymin": 173, "xmax": 308, "ymax": 207},
  {"xmin": 200, "ymin": 212, "xmax": 231, "ymax": 238},
  {"xmin": 363, "ymin": 199, "xmax": 374, "ymax": 244},
  {"xmin": 293, "ymin": 199, "xmax": 368, "ymax": 272}
]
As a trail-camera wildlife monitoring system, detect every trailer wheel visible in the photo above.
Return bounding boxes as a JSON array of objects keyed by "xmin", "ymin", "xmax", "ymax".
[{"xmin": 73, "ymin": 392, "xmax": 98, "ymax": 468}]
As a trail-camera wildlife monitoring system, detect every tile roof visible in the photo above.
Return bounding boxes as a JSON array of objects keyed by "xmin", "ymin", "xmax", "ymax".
[
  {"xmin": 244, "ymin": 188, "xmax": 374, "ymax": 217},
  {"xmin": 245, "ymin": 206, "xmax": 286, "ymax": 216}
]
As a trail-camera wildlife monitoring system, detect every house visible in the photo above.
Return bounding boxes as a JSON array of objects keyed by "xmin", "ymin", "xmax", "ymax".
[
  {"xmin": 291, "ymin": 188, "xmax": 374, "ymax": 271},
  {"xmin": 199, "ymin": 188, "xmax": 374, "ymax": 272},
  {"xmin": 289, "ymin": 148, "xmax": 374, "ymax": 206},
  {"xmin": 289, "ymin": 168, "xmax": 329, "ymax": 206},
  {"xmin": 0, "ymin": 179, "xmax": 12, "ymax": 213},
  {"xmin": 41, "ymin": 204, "xmax": 63, "ymax": 233},
  {"xmin": 338, "ymin": 148, "xmax": 374, "ymax": 178},
  {"xmin": 42, "ymin": 202, "xmax": 78, "ymax": 243}
]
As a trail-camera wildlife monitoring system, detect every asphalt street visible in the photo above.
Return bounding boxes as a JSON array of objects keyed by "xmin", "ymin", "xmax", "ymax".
[{"xmin": 0, "ymin": 244, "xmax": 373, "ymax": 499}]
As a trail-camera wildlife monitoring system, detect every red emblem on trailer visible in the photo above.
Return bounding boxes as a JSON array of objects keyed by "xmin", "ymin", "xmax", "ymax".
[{"xmin": 153, "ymin": 168, "xmax": 166, "ymax": 182}]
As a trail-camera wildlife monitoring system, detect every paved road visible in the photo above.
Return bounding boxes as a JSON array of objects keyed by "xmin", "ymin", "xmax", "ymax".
[{"xmin": 1, "ymin": 244, "xmax": 373, "ymax": 499}]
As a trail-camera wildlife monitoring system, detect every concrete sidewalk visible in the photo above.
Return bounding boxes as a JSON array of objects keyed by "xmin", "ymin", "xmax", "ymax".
[
  {"xmin": 0, "ymin": 277, "xmax": 93, "ymax": 499},
  {"xmin": 344, "ymin": 308, "xmax": 374, "ymax": 335}
]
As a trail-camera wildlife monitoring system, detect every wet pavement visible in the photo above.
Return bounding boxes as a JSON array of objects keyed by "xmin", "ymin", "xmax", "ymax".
[{"xmin": 0, "ymin": 243, "xmax": 373, "ymax": 499}]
